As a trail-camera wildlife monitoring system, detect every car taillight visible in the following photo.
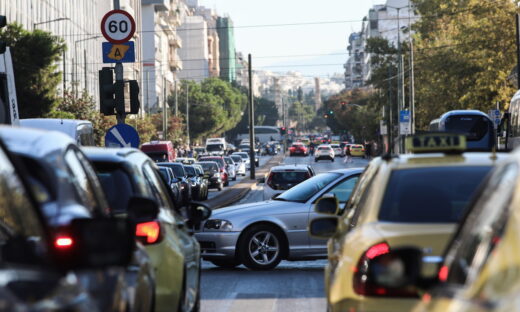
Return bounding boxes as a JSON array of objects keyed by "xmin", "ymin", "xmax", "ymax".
[
  {"xmin": 54, "ymin": 236, "xmax": 74, "ymax": 249},
  {"xmin": 266, "ymin": 172, "xmax": 276, "ymax": 189},
  {"xmin": 136, "ymin": 221, "xmax": 162, "ymax": 245},
  {"xmin": 438, "ymin": 265, "xmax": 448, "ymax": 282},
  {"xmin": 353, "ymin": 242, "xmax": 417, "ymax": 298}
]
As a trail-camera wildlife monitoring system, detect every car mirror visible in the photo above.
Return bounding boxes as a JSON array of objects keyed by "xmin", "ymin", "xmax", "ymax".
[
  {"xmin": 127, "ymin": 196, "xmax": 159, "ymax": 221},
  {"xmin": 314, "ymin": 195, "xmax": 339, "ymax": 215},
  {"xmin": 365, "ymin": 247, "xmax": 424, "ymax": 291},
  {"xmin": 53, "ymin": 218, "xmax": 134, "ymax": 270},
  {"xmin": 187, "ymin": 202, "xmax": 212, "ymax": 229},
  {"xmin": 309, "ymin": 217, "xmax": 338, "ymax": 238}
]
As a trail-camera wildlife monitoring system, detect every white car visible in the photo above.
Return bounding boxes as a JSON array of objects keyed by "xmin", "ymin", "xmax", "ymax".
[
  {"xmin": 330, "ymin": 144, "xmax": 345, "ymax": 157},
  {"xmin": 315, "ymin": 145, "xmax": 335, "ymax": 162},
  {"xmin": 262, "ymin": 164, "xmax": 315, "ymax": 200},
  {"xmin": 233, "ymin": 152, "xmax": 251, "ymax": 169},
  {"xmin": 230, "ymin": 154, "xmax": 247, "ymax": 176}
]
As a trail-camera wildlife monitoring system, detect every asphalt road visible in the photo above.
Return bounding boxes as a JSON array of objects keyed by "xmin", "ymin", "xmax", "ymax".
[{"xmin": 200, "ymin": 154, "xmax": 370, "ymax": 312}]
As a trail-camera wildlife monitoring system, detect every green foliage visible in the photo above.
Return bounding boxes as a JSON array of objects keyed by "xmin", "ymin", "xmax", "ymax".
[
  {"xmin": 289, "ymin": 101, "xmax": 315, "ymax": 131},
  {"xmin": 226, "ymin": 96, "xmax": 280, "ymax": 140},
  {"xmin": 0, "ymin": 23, "xmax": 66, "ymax": 118},
  {"xmin": 411, "ymin": 0, "xmax": 517, "ymax": 129}
]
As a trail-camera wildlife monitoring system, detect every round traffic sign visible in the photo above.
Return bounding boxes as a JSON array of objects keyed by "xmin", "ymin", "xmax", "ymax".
[{"xmin": 100, "ymin": 10, "xmax": 136, "ymax": 44}]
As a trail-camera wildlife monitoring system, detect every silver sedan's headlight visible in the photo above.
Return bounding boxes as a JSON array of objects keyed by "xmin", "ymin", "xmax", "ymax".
[{"xmin": 204, "ymin": 219, "xmax": 233, "ymax": 231}]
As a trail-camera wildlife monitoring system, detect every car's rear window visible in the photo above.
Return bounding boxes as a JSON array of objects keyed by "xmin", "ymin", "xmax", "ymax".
[
  {"xmin": 318, "ymin": 147, "xmax": 330, "ymax": 150},
  {"xmin": 184, "ymin": 166, "xmax": 196, "ymax": 177},
  {"xmin": 271, "ymin": 171, "xmax": 309, "ymax": 183},
  {"xmin": 96, "ymin": 168, "xmax": 135, "ymax": 213},
  {"xmin": 199, "ymin": 157, "xmax": 224, "ymax": 167},
  {"xmin": 231, "ymin": 155, "xmax": 242, "ymax": 163},
  {"xmin": 198, "ymin": 162, "xmax": 218, "ymax": 172},
  {"xmin": 379, "ymin": 166, "xmax": 491, "ymax": 223}
]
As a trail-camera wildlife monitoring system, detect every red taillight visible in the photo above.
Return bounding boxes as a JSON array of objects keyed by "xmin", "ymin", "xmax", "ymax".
[
  {"xmin": 136, "ymin": 221, "xmax": 162, "ymax": 244},
  {"xmin": 353, "ymin": 242, "xmax": 417, "ymax": 298},
  {"xmin": 55, "ymin": 236, "xmax": 73, "ymax": 249},
  {"xmin": 266, "ymin": 172, "xmax": 275, "ymax": 189},
  {"xmin": 438, "ymin": 265, "xmax": 448, "ymax": 282}
]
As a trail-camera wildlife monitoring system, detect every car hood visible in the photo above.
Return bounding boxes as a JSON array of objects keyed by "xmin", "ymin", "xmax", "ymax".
[{"xmin": 209, "ymin": 200, "xmax": 298, "ymax": 219}]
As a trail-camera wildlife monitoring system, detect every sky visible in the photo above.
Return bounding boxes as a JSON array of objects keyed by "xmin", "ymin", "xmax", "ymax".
[{"xmin": 197, "ymin": 0, "xmax": 386, "ymax": 77}]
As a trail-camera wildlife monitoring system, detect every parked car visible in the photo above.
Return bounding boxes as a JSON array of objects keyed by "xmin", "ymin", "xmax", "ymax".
[
  {"xmin": 223, "ymin": 156, "xmax": 237, "ymax": 181},
  {"xmin": 230, "ymin": 154, "xmax": 247, "ymax": 176},
  {"xmin": 197, "ymin": 161, "xmax": 224, "ymax": 191},
  {"xmin": 198, "ymin": 156, "xmax": 229, "ymax": 186},
  {"xmin": 158, "ymin": 166, "xmax": 183, "ymax": 208},
  {"xmin": 0, "ymin": 126, "xmax": 149, "ymax": 311},
  {"xmin": 184, "ymin": 164, "xmax": 208, "ymax": 200},
  {"xmin": 157, "ymin": 162, "xmax": 193, "ymax": 205},
  {"xmin": 0, "ymin": 135, "xmax": 135, "ymax": 311},
  {"xmin": 262, "ymin": 164, "xmax": 316, "ymax": 200},
  {"xmin": 196, "ymin": 168, "xmax": 363, "ymax": 269},
  {"xmin": 83, "ymin": 147, "xmax": 211, "ymax": 312}
]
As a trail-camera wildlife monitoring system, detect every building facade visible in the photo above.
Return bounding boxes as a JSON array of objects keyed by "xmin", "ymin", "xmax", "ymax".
[{"xmin": 177, "ymin": 15, "xmax": 209, "ymax": 82}]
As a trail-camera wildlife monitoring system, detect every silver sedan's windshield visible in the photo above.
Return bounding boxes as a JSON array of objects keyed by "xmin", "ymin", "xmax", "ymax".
[{"xmin": 275, "ymin": 172, "xmax": 341, "ymax": 203}]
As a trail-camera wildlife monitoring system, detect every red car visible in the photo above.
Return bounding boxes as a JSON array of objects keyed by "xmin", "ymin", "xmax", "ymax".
[
  {"xmin": 289, "ymin": 143, "xmax": 308, "ymax": 156},
  {"xmin": 198, "ymin": 156, "xmax": 229, "ymax": 186}
]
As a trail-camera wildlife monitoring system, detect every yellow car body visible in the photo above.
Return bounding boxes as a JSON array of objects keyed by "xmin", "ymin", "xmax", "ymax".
[
  {"xmin": 412, "ymin": 149, "xmax": 520, "ymax": 312},
  {"xmin": 349, "ymin": 145, "xmax": 365, "ymax": 157},
  {"xmin": 321, "ymin": 136, "xmax": 505, "ymax": 312}
]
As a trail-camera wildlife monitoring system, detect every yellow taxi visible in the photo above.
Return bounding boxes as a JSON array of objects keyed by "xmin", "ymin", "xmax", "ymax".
[
  {"xmin": 349, "ymin": 144, "xmax": 365, "ymax": 157},
  {"xmin": 309, "ymin": 134, "xmax": 505, "ymax": 312}
]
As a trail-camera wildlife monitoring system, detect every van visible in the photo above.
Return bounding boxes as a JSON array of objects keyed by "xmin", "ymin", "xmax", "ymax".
[
  {"xmin": 141, "ymin": 141, "xmax": 175, "ymax": 162},
  {"xmin": 20, "ymin": 118, "xmax": 94, "ymax": 146},
  {"xmin": 205, "ymin": 138, "xmax": 227, "ymax": 156}
]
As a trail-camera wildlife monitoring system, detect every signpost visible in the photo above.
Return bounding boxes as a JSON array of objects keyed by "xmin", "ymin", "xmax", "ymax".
[
  {"xmin": 105, "ymin": 124, "xmax": 140, "ymax": 148},
  {"xmin": 488, "ymin": 109, "xmax": 501, "ymax": 130},
  {"xmin": 102, "ymin": 41, "xmax": 135, "ymax": 63},
  {"xmin": 399, "ymin": 110, "xmax": 411, "ymax": 135},
  {"xmin": 100, "ymin": 10, "xmax": 136, "ymax": 44}
]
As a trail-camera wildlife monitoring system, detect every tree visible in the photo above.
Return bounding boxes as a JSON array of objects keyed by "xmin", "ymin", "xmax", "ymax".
[
  {"xmin": 0, "ymin": 24, "xmax": 66, "ymax": 118},
  {"xmin": 226, "ymin": 96, "xmax": 280, "ymax": 140}
]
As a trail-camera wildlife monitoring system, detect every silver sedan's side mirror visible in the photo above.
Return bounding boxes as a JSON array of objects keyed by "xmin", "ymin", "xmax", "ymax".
[{"xmin": 314, "ymin": 195, "xmax": 339, "ymax": 215}]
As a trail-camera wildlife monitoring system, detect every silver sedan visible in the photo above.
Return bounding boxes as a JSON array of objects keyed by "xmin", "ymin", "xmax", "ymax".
[{"xmin": 195, "ymin": 168, "xmax": 363, "ymax": 270}]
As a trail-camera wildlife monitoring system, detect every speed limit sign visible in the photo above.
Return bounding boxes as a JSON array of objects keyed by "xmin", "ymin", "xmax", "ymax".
[{"xmin": 100, "ymin": 10, "xmax": 136, "ymax": 44}]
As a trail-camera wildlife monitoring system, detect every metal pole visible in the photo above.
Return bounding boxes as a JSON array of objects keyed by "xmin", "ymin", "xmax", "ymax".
[
  {"xmin": 248, "ymin": 54, "xmax": 255, "ymax": 179},
  {"xmin": 163, "ymin": 77, "xmax": 167, "ymax": 139},
  {"xmin": 62, "ymin": 50, "xmax": 66, "ymax": 96},
  {"xmin": 145, "ymin": 71, "xmax": 149, "ymax": 115},
  {"xmin": 516, "ymin": 14, "xmax": 520, "ymax": 90},
  {"xmin": 409, "ymin": 1, "xmax": 415, "ymax": 134},
  {"xmin": 83, "ymin": 49, "xmax": 87, "ymax": 91},
  {"xmin": 396, "ymin": 7, "xmax": 402, "ymax": 153},
  {"xmin": 174, "ymin": 79, "xmax": 178, "ymax": 116},
  {"xmin": 388, "ymin": 65, "xmax": 393, "ymax": 154},
  {"xmin": 186, "ymin": 83, "xmax": 190, "ymax": 146},
  {"xmin": 114, "ymin": 0, "xmax": 125, "ymax": 124}
]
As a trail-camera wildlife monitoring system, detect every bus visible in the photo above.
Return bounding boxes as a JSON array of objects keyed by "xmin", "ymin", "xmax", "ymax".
[
  {"xmin": 236, "ymin": 126, "xmax": 282, "ymax": 144},
  {"xmin": 505, "ymin": 90, "xmax": 520, "ymax": 150},
  {"xmin": 429, "ymin": 110, "xmax": 495, "ymax": 151}
]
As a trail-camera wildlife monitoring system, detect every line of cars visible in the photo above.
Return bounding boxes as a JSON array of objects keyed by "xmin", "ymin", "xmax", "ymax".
[{"xmin": 0, "ymin": 126, "xmax": 213, "ymax": 312}]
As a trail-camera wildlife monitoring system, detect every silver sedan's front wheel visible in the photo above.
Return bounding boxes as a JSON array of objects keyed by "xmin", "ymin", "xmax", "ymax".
[{"xmin": 238, "ymin": 225, "xmax": 285, "ymax": 270}]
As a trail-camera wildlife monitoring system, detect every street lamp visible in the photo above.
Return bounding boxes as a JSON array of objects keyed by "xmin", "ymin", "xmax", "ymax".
[
  {"xmin": 33, "ymin": 17, "xmax": 70, "ymax": 30},
  {"xmin": 73, "ymin": 35, "xmax": 101, "ymax": 95}
]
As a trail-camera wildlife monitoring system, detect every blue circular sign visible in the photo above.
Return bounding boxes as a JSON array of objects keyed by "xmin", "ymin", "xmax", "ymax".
[{"xmin": 105, "ymin": 124, "xmax": 140, "ymax": 148}]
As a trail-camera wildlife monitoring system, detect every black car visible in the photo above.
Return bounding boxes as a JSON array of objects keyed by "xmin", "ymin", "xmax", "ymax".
[
  {"xmin": 0, "ymin": 126, "xmax": 141, "ymax": 311},
  {"xmin": 158, "ymin": 162, "xmax": 193, "ymax": 206},
  {"xmin": 184, "ymin": 164, "xmax": 208, "ymax": 200},
  {"xmin": 158, "ymin": 166, "xmax": 183, "ymax": 208},
  {"xmin": 197, "ymin": 161, "xmax": 223, "ymax": 191}
]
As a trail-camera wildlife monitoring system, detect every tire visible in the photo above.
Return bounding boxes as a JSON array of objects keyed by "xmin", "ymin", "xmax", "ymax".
[
  {"xmin": 210, "ymin": 259, "xmax": 241, "ymax": 268},
  {"xmin": 332, "ymin": 158, "xmax": 334, "ymax": 162},
  {"xmin": 224, "ymin": 180, "xmax": 229, "ymax": 187},
  {"xmin": 238, "ymin": 224, "xmax": 285, "ymax": 270},
  {"xmin": 233, "ymin": 176, "xmax": 237, "ymax": 181}
]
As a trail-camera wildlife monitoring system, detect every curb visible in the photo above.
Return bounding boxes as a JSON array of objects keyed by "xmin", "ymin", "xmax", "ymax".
[{"xmin": 204, "ymin": 153, "xmax": 285, "ymax": 209}]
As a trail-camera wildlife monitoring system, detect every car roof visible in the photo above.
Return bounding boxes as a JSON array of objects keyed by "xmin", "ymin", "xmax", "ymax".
[
  {"xmin": 0, "ymin": 126, "xmax": 76, "ymax": 157},
  {"xmin": 270, "ymin": 164, "xmax": 311, "ymax": 172},
  {"xmin": 385, "ymin": 152, "xmax": 507, "ymax": 169}
]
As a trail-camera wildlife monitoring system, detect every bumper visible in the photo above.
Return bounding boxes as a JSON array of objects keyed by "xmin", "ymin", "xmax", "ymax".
[
  {"xmin": 195, "ymin": 231, "xmax": 241, "ymax": 260},
  {"xmin": 315, "ymin": 155, "xmax": 333, "ymax": 160},
  {"xmin": 350, "ymin": 151, "xmax": 364, "ymax": 157},
  {"xmin": 330, "ymin": 297, "xmax": 418, "ymax": 312},
  {"xmin": 207, "ymin": 177, "xmax": 222, "ymax": 188}
]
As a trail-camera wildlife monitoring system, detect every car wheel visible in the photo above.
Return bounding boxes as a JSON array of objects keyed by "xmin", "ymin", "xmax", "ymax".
[
  {"xmin": 233, "ymin": 176, "xmax": 237, "ymax": 181},
  {"xmin": 224, "ymin": 180, "xmax": 229, "ymax": 187},
  {"xmin": 210, "ymin": 259, "xmax": 241, "ymax": 268},
  {"xmin": 238, "ymin": 225, "xmax": 285, "ymax": 270},
  {"xmin": 331, "ymin": 158, "xmax": 335, "ymax": 162}
]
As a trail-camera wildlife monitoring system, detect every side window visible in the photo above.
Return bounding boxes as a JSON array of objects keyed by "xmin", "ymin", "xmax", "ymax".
[
  {"xmin": 142, "ymin": 162, "xmax": 174, "ymax": 209},
  {"xmin": 0, "ymin": 149, "xmax": 43, "ymax": 242},
  {"xmin": 328, "ymin": 176, "xmax": 359, "ymax": 203},
  {"xmin": 445, "ymin": 162, "xmax": 517, "ymax": 286},
  {"xmin": 64, "ymin": 148, "xmax": 98, "ymax": 211}
]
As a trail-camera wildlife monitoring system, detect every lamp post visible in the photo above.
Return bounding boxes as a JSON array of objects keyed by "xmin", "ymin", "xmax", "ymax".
[
  {"xmin": 33, "ymin": 17, "xmax": 70, "ymax": 30},
  {"xmin": 73, "ymin": 35, "xmax": 101, "ymax": 96}
]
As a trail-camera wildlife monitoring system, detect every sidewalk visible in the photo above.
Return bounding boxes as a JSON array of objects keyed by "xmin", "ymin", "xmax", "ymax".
[{"xmin": 204, "ymin": 153, "xmax": 285, "ymax": 209}]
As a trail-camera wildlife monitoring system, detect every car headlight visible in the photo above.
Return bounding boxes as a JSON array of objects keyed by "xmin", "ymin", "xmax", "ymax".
[
  {"xmin": 213, "ymin": 173, "xmax": 220, "ymax": 178},
  {"xmin": 204, "ymin": 219, "xmax": 233, "ymax": 231}
]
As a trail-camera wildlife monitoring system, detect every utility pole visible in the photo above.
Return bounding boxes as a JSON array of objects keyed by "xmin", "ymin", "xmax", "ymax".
[
  {"xmin": 396, "ymin": 7, "xmax": 403, "ymax": 153},
  {"xmin": 388, "ymin": 65, "xmax": 393, "ymax": 154},
  {"xmin": 84, "ymin": 49, "xmax": 87, "ymax": 91},
  {"xmin": 114, "ymin": 0, "xmax": 125, "ymax": 124},
  {"xmin": 516, "ymin": 14, "xmax": 520, "ymax": 90},
  {"xmin": 408, "ymin": 0, "xmax": 415, "ymax": 134},
  {"xmin": 186, "ymin": 83, "xmax": 190, "ymax": 146},
  {"xmin": 248, "ymin": 54, "xmax": 255, "ymax": 179},
  {"xmin": 174, "ymin": 79, "xmax": 178, "ymax": 116},
  {"xmin": 163, "ymin": 76, "xmax": 167, "ymax": 139},
  {"xmin": 62, "ymin": 51, "xmax": 66, "ymax": 96}
]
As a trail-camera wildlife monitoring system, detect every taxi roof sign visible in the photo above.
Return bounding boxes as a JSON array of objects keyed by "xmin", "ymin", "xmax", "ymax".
[{"xmin": 405, "ymin": 133, "xmax": 466, "ymax": 153}]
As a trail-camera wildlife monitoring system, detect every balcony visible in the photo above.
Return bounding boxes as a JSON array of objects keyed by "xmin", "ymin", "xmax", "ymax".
[
  {"xmin": 142, "ymin": 0, "xmax": 169, "ymax": 11},
  {"xmin": 167, "ymin": 10, "xmax": 182, "ymax": 26},
  {"xmin": 169, "ymin": 55, "xmax": 182, "ymax": 71},
  {"xmin": 170, "ymin": 36, "xmax": 182, "ymax": 49}
]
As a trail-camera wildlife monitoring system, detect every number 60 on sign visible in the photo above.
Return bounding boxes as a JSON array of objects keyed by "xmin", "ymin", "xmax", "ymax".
[{"xmin": 100, "ymin": 10, "xmax": 136, "ymax": 44}]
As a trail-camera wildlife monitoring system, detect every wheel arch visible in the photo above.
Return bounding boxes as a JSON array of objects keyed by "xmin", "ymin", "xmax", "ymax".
[{"xmin": 236, "ymin": 221, "xmax": 290, "ymax": 259}]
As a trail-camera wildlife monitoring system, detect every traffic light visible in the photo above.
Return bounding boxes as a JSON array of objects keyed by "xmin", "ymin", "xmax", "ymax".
[
  {"xmin": 280, "ymin": 127, "xmax": 286, "ymax": 135},
  {"xmin": 99, "ymin": 67, "xmax": 116, "ymax": 115},
  {"xmin": 341, "ymin": 101, "xmax": 347, "ymax": 111},
  {"xmin": 128, "ymin": 80, "xmax": 140, "ymax": 114},
  {"xmin": 0, "ymin": 16, "xmax": 7, "ymax": 54}
]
